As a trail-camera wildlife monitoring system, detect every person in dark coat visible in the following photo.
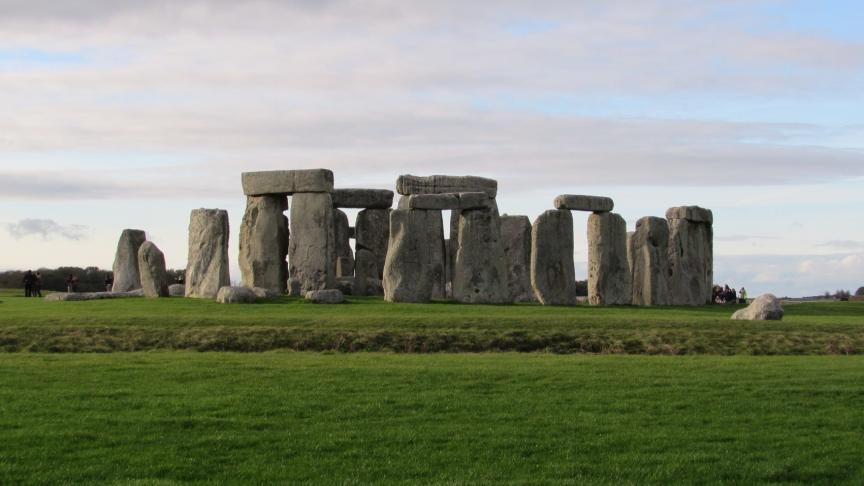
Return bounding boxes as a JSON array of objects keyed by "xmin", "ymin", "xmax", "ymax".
[
  {"xmin": 22, "ymin": 270, "xmax": 35, "ymax": 297},
  {"xmin": 34, "ymin": 272, "xmax": 43, "ymax": 298}
]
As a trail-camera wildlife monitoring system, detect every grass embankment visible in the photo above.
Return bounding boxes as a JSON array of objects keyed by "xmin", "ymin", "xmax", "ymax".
[
  {"xmin": 1, "ymin": 353, "xmax": 862, "ymax": 484},
  {"xmin": 0, "ymin": 289, "xmax": 862, "ymax": 354}
]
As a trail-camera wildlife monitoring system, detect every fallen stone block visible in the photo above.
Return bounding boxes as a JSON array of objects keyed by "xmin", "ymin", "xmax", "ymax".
[
  {"xmin": 241, "ymin": 169, "xmax": 334, "ymax": 196},
  {"xmin": 731, "ymin": 294, "xmax": 784, "ymax": 320},
  {"xmin": 216, "ymin": 286, "xmax": 258, "ymax": 304},
  {"xmin": 305, "ymin": 289, "xmax": 345, "ymax": 304},
  {"xmin": 554, "ymin": 195, "xmax": 614, "ymax": 213},
  {"xmin": 168, "ymin": 284, "xmax": 185, "ymax": 297}
]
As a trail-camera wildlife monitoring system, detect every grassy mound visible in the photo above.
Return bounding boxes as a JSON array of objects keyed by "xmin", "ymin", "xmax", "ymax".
[{"xmin": 1, "ymin": 289, "xmax": 862, "ymax": 354}]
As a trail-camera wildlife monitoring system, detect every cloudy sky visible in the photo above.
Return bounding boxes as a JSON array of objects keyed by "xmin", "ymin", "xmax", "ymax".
[{"xmin": 1, "ymin": 0, "xmax": 862, "ymax": 296}]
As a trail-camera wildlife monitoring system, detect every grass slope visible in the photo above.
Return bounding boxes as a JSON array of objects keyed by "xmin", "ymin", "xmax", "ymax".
[
  {"xmin": 1, "ymin": 353, "xmax": 862, "ymax": 484},
  {"xmin": 1, "ymin": 289, "xmax": 862, "ymax": 354}
]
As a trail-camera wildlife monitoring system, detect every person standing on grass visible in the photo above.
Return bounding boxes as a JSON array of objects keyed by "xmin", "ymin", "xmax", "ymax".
[
  {"xmin": 66, "ymin": 274, "xmax": 78, "ymax": 293},
  {"xmin": 105, "ymin": 274, "xmax": 113, "ymax": 292},
  {"xmin": 22, "ymin": 270, "xmax": 35, "ymax": 297},
  {"xmin": 739, "ymin": 287, "xmax": 747, "ymax": 304},
  {"xmin": 34, "ymin": 272, "xmax": 43, "ymax": 298}
]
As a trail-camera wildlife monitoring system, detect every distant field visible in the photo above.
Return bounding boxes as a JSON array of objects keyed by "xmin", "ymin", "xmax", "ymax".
[
  {"xmin": 0, "ymin": 352, "xmax": 862, "ymax": 484},
  {"xmin": 1, "ymin": 289, "xmax": 862, "ymax": 354}
]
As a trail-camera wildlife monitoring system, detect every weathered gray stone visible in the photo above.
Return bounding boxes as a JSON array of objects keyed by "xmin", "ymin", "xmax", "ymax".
[
  {"xmin": 530, "ymin": 210, "xmax": 577, "ymax": 306},
  {"xmin": 588, "ymin": 212, "xmax": 632, "ymax": 306},
  {"xmin": 396, "ymin": 174, "xmax": 498, "ymax": 198},
  {"xmin": 331, "ymin": 189, "xmax": 394, "ymax": 209},
  {"xmin": 383, "ymin": 209, "xmax": 446, "ymax": 303},
  {"xmin": 168, "ymin": 283, "xmax": 185, "ymax": 297},
  {"xmin": 239, "ymin": 195, "xmax": 289, "ymax": 293},
  {"xmin": 137, "ymin": 241, "xmax": 169, "ymax": 298},
  {"xmin": 185, "ymin": 209, "xmax": 231, "ymax": 299},
  {"xmin": 353, "ymin": 248, "xmax": 381, "ymax": 296},
  {"xmin": 554, "ymin": 195, "xmax": 614, "ymax": 213},
  {"xmin": 333, "ymin": 209, "xmax": 355, "ymax": 277},
  {"xmin": 666, "ymin": 205, "xmax": 713, "ymax": 224},
  {"xmin": 667, "ymin": 209, "xmax": 713, "ymax": 306},
  {"xmin": 336, "ymin": 277, "xmax": 354, "ymax": 295},
  {"xmin": 287, "ymin": 278, "xmax": 302, "ymax": 296},
  {"xmin": 500, "ymin": 215, "xmax": 535, "ymax": 302},
  {"xmin": 289, "ymin": 192, "xmax": 336, "ymax": 292},
  {"xmin": 111, "ymin": 229, "xmax": 146, "ymax": 292},
  {"xmin": 45, "ymin": 290, "xmax": 144, "ymax": 302},
  {"xmin": 628, "ymin": 216, "xmax": 670, "ymax": 306},
  {"xmin": 355, "ymin": 208, "xmax": 391, "ymax": 280},
  {"xmin": 241, "ymin": 169, "xmax": 334, "ymax": 196},
  {"xmin": 251, "ymin": 287, "xmax": 280, "ymax": 299},
  {"xmin": 731, "ymin": 294, "xmax": 784, "ymax": 320},
  {"xmin": 452, "ymin": 203, "xmax": 509, "ymax": 304},
  {"xmin": 305, "ymin": 289, "xmax": 345, "ymax": 304},
  {"xmin": 407, "ymin": 192, "xmax": 491, "ymax": 210},
  {"xmin": 216, "ymin": 286, "xmax": 257, "ymax": 304}
]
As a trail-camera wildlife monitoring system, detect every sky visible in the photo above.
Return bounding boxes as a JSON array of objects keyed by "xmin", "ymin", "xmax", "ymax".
[{"xmin": 1, "ymin": 0, "xmax": 862, "ymax": 297}]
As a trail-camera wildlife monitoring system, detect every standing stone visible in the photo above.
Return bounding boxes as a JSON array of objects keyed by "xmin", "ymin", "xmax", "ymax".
[
  {"xmin": 452, "ymin": 204, "xmax": 509, "ymax": 304},
  {"xmin": 333, "ymin": 209, "xmax": 355, "ymax": 277},
  {"xmin": 587, "ymin": 212, "xmax": 631, "ymax": 306},
  {"xmin": 383, "ymin": 209, "xmax": 446, "ymax": 303},
  {"xmin": 353, "ymin": 248, "xmax": 381, "ymax": 296},
  {"xmin": 137, "ymin": 241, "xmax": 169, "ymax": 298},
  {"xmin": 111, "ymin": 229, "xmax": 147, "ymax": 292},
  {"xmin": 239, "ymin": 195, "xmax": 289, "ymax": 293},
  {"xmin": 289, "ymin": 192, "xmax": 336, "ymax": 292},
  {"xmin": 355, "ymin": 208, "xmax": 391, "ymax": 280},
  {"xmin": 629, "ymin": 216, "xmax": 670, "ymax": 306},
  {"xmin": 530, "ymin": 210, "xmax": 577, "ymax": 306},
  {"xmin": 500, "ymin": 215, "xmax": 534, "ymax": 302},
  {"xmin": 667, "ymin": 206, "xmax": 713, "ymax": 306},
  {"xmin": 186, "ymin": 209, "xmax": 230, "ymax": 299}
]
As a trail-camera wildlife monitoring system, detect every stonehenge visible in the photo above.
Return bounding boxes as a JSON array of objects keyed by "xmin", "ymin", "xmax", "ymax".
[
  {"xmin": 138, "ymin": 241, "xmax": 169, "ymax": 298},
  {"xmin": 383, "ymin": 209, "xmax": 446, "ymax": 303},
  {"xmin": 500, "ymin": 215, "xmax": 534, "ymax": 302},
  {"xmin": 185, "ymin": 209, "xmax": 230, "ymax": 299},
  {"xmin": 111, "ymin": 229, "xmax": 146, "ymax": 292},
  {"xmin": 107, "ymin": 167, "xmax": 714, "ymax": 308},
  {"xmin": 587, "ymin": 212, "xmax": 631, "ymax": 305},
  {"xmin": 628, "ymin": 217, "xmax": 670, "ymax": 306},
  {"xmin": 530, "ymin": 210, "xmax": 577, "ymax": 305},
  {"xmin": 239, "ymin": 195, "xmax": 289, "ymax": 293},
  {"xmin": 667, "ymin": 206, "xmax": 714, "ymax": 305}
]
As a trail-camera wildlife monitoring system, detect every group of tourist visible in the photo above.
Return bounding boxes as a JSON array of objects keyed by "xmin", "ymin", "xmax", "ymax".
[
  {"xmin": 21, "ymin": 270, "xmax": 43, "ymax": 298},
  {"xmin": 714, "ymin": 284, "xmax": 747, "ymax": 304}
]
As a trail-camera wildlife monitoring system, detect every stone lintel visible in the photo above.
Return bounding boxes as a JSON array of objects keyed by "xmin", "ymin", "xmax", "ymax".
[
  {"xmin": 241, "ymin": 169, "xmax": 334, "ymax": 196},
  {"xmin": 396, "ymin": 174, "xmax": 497, "ymax": 198},
  {"xmin": 407, "ymin": 192, "xmax": 491, "ymax": 210},
  {"xmin": 331, "ymin": 188, "xmax": 394, "ymax": 209},
  {"xmin": 554, "ymin": 195, "xmax": 614, "ymax": 212}
]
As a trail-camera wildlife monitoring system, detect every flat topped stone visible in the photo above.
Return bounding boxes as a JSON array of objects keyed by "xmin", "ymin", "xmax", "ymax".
[
  {"xmin": 331, "ymin": 188, "xmax": 394, "ymax": 209},
  {"xmin": 241, "ymin": 169, "xmax": 334, "ymax": 196},
  {"xmin": 554, "ymin": 195, "xmax": 614, "ymax": 212},
  {"xmin": 666, "ymin": 206, "xmax": 713, "ymax": 224},
  {"xmin": 407, "ymin": 192, "xmax": 491, "ymax": 210},
  {"xmin": 396, "ymin": 174, "xmax": 497, "ymax": 198}
]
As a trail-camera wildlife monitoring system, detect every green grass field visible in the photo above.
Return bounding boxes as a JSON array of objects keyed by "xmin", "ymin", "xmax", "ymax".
[
  {"xmin": 1, "ymin": 352, "xmax": 862, "ymax": 484},
  {"xmin": 1, "ymin": 289, "xmax": 862, "ymax": 354}
]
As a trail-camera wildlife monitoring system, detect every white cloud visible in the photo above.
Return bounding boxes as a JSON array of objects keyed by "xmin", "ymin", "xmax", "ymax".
[{"xmin": 5, "ymin": 218, "xmax": 89, "ymax": 240}]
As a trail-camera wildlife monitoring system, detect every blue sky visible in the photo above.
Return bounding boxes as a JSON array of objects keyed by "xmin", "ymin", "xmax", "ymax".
[{"xmin": 1, "ymin": 0, "xmax": 862, "ymax": 296}]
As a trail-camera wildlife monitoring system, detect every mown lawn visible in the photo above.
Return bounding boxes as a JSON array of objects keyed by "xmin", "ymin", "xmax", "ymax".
[
  {"xmin": 0, "ymin": 352, "xmax": 862, "ymax": 484},
  {"xmin": 1, "ymin": 289, "xmax": 862, "ymax": 354}
]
